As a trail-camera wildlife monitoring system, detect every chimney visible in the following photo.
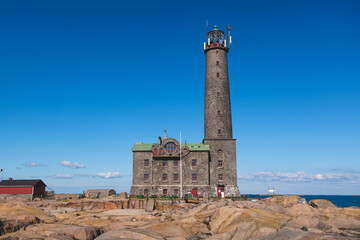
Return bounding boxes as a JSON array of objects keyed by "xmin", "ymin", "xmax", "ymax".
[{"xmin": 9, "ymin": 178, "xmax": 12, "ymax": 180}]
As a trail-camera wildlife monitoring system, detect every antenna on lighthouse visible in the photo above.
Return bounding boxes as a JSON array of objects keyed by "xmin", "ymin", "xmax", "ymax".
[{"xmin": 226, "ymin": 23, "xmax": 233, "ymax": 47}]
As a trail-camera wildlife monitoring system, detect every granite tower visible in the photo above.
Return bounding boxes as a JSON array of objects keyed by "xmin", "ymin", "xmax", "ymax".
[{"xmin": 203, "ymin": 25, "xmax": 240, "ymax": 197}]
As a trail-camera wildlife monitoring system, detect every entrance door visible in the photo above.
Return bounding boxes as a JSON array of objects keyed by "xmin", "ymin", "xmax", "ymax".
[
  {"xmin": 192, "ymin": 189, "xmax": 198, "ymax": 198},
  {"xmin": 217, "ymin": 187, "xmax": 222, "ymax": 197}
]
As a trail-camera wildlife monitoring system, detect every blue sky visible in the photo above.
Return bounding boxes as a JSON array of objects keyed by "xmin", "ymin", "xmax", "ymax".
[{"xmin": 0, "ymin": 0, "xmax": 359, "ymax": 195}]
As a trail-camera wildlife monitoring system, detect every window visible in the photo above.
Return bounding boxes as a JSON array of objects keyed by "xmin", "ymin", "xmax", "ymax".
[
  {"xmin": 217, "ymin": 92, "xmax": 220, "ymax": 97},
  {"xmin": 218, "ymin": 129, "xmax": 221, "ymax": 135},
  {"xmin": 144, "ymin": 174, "xmax": 149, "ymax": 182},
  {"xmin": 216, "ymin": 61, "xmax": 219, "ymax": 65},
  {"xmin": 144, "ymin": 159, "xmax": 149, "ymax": 167},
  {"xmin": 192, "ymin": 159, "xmax": 197, "ymax": 167},
  {"xmin": 173, "ymin": 174, "xmax": 179, "ymax": 182},
  {"xmin": 217, "ymin": 111, "xmax": 220, "ymax": 116},
  {"xmin": 218, "ymin": 160, "xmax": 223, "ymax": 167},
  {"xmin": 217, "ymin": 72, "xmax": 220, "ymax": 77},
  {"xmin": 174, "ymin": 188, "xmax": 179, "ymax": 196},
  {"xmin": 218, "ymin": 174, "xmax": 223, "ymax": 181},
  {"xmin": 162, "ymin": 174, "xmax": 168, "ymax": 182},
  {"xmin": 144, "ymin": 189, "xmax": 149, "ymax": 196},
  {"xmin": 173, "ymin": 160, "xmax": 179, "ymax": 167},
  {"xmin": 217, "ymin": 149, "xmax": 223, "ymax": 155},
  {"xmin": 164, "ymin": 142, "xmax": 177, "ymax": 154},
  {"xmin": 163, "ymin": 189, "xmax": 167, "ymax": 195},
  {"xmin": 192, "ymin": 173, "xmax": 198, "ymax": 182},
  {"xmin": 162, "ymin": 160, "xmax": 168, "ymax": 167}
]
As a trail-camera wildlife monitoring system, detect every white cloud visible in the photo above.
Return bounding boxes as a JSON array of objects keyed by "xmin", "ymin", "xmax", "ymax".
[
  {"xmin": 315, "ymin": 174, "xmax": 323, "ymax": 180},
  {"xmin": 97, "ymin": 172, "xmax": 122, "ymax": 179},
  {"xmin": 238, "ymin": 171, "xmax": 360, "ymax": 183},
  {"xmin": 24, "ymin": 162, "xmax": 47, "ymax": 167},
  {"xmin": 60, "ymin": 161, "xmax": 85, "ymax": 169},
  {"xmin": 49, "ymin": 174, "xmax": 72, "ymax": 179}
]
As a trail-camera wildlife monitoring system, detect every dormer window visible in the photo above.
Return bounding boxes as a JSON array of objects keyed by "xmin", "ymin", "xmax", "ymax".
[{"xmin": 164, "ymin": 142, "xmax": 177, "ymax": 154}]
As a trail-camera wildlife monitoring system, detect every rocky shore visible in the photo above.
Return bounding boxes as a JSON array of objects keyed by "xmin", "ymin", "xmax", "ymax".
[{"xmin": 0, "ymin": 195, "xmax": 359, "ymax": 239}]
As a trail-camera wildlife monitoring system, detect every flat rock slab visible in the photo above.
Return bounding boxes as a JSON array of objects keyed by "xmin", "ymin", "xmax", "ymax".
[
  {"xmin": 102, "ymin": 209, "xmax": 149, "ymax": 216},
  {"xmin": 146, "ymin": 199, "xmax": 155, "ymax": 212}
]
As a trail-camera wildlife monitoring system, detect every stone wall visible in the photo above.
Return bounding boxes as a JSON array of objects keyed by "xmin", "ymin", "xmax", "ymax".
[
  {"xmin": 0, "ymin": 194, "xmax": 32, "ymax": 201},
  {"xmin": 54, "ymin": 194, "xmax": 80, "ymax": 200},
  {"xmin": 204, "ymin": 47, "xmax": 232, "ymax": 139},
  {"xmin": 204, "ymin": 139, "xmax": 240, "ymax": 197},
  {"xmin": 131, "ymin": 151, "xmax": 212, "ymax": 197}
]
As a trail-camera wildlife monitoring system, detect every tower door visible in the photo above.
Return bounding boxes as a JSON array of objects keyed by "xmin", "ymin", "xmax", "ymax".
[
  {"xmin": 217, "ymin": 187, "xmax": 222, "ymax": 197},
  {"xmin": 218, "ymin": 186, "xmax": 225, "ymax": 197},
  {"xmin": 192, "ymin": 189, "xmax": 198, "ymax": 198}
]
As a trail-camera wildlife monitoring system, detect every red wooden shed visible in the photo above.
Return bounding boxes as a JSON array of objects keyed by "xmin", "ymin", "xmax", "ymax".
[{"xmin": 0, "ymin": 179, "xmax": 46, "ymax": 200}]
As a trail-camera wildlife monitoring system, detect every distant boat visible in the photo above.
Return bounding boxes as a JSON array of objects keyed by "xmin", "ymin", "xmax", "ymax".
[{"xmin": 265, "ymin": 186, "xmax": 281, "ymax": 196}]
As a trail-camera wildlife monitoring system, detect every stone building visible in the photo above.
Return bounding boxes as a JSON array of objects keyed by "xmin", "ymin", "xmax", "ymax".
[
  {"xmin": 85, "ymin": 189, "xmax": 116, "ymax": 198},
  {"xmin": 130, "ymin": 25, "xmax": 240, "ymax": 198}
]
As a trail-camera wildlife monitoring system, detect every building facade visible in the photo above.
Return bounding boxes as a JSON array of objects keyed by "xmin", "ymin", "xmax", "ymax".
[
  {"xmin": 0, "ymin": 179, "xmax": 46, "ymax": 200},
  {"xmin": 130, "ymin": 25, "xmax": 240, "ymax": 198}
]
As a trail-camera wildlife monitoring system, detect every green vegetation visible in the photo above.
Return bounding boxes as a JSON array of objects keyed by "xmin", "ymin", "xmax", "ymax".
[{"xmin": 160, "ymin": 195, "xmax": 178, "ymax": 199}]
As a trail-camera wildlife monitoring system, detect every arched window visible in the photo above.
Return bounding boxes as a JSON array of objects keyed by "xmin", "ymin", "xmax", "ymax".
[
  {"xmin": 217, "ymin": 149, "xmax": 223, "ymax": 155},
  {"xmin": 164, "ymin": 142, "xmax": 177, "ymax": 154}
]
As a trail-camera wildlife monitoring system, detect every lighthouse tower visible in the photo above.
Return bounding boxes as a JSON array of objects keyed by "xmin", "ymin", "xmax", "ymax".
[{"xmin": 203, "ymin": 25, "xmax": 240, "ymax": 197}]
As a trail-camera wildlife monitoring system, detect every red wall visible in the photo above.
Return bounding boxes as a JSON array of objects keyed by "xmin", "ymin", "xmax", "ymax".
[{"xmin": 0, "ymin": 187, "xmax": 33, "ymax": 194}]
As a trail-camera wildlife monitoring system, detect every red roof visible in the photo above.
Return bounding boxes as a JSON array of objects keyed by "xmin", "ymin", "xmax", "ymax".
[{"xmin": 0, "ymin": 179, "xmax": 46, "ymax": 187}]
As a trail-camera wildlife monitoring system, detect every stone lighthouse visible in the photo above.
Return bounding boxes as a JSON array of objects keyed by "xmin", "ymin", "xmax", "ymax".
[
  {"xmin": 203, "ymin": 25, "xmax": 240, "ymax": 197},
  {"xmin": 130, "ymin": 25, "xmax": 240, "ymax": 198}
]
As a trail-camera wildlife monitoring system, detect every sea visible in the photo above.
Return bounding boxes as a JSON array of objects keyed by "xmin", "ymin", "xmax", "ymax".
[{"xmin": 246, "ymin": 195, "xmax": 360, "ymax": 208}]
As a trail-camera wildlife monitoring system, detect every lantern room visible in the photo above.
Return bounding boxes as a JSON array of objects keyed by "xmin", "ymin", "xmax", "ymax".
[{"xmin": 204, "ymin": 25, "xmax": 232, "ymax": 51}]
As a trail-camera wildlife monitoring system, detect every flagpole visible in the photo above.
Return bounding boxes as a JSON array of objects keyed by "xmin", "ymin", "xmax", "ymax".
[{"xmin": 180, "ymin": 132, "xmax": 182, "ymax": 199}]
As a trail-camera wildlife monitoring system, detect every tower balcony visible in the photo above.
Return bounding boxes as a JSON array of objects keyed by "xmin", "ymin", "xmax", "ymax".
[{"xmin": 204, "ymin": 25, "xmax": 231, "ymax": 53}]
